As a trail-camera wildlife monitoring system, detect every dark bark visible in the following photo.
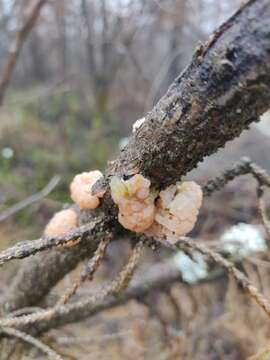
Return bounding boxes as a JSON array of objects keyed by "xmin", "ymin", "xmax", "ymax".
[
  {"xmin": 2, "ymin": 0, "xmax": 270, "ymax": 314},
  {"xmin": 109, "ymin": 0, "xmax": 270, "ymax": 188}
]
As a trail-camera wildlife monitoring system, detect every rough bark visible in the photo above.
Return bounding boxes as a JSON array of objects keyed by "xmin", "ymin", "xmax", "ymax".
[
  {"xmin": 109, "ymin": 0, "xmax": 270, "ymax": 188},
  {"xmin": 2, "ymin": 0, "xmax": 270, "ymax": 314}
]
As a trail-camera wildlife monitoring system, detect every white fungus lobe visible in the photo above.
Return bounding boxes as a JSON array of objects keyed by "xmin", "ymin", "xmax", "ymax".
[
  {"xmin": 110, "ymin": 174, "xmax": 155, "ymax": 233},
  {"xmin": 44, "ymin": 208, "xmax": 78, "ymax": 237},
  {"xmin": 109, "ymin": 173, "xmax": 202, "ymax": 241},
  {"xmin": 70, "ymin": 170, "xmax": 105, "ymax": 209},
  {"xmin": 146, "ymin": 181, "xmax": 203, "ymax": 243}
]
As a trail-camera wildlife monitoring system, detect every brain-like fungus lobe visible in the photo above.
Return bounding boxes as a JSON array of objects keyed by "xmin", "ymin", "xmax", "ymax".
[
  {"xmin": 147, "ymin": 181, "xmax": 203, "ymax": 243},
  {"xmin": 70, "ymin": 170, "xmax": 105, "ymax": 209},
  {"xmin": 110, "ymin": 174, "xmax": 156, "ymax": 233},
  {"xmin": 110, "ymin": 174, "xmax": 202, "ymax": 239},
  {"xmin": 44, "ymin": 208, "xmax": 78, "ymax": 237}
]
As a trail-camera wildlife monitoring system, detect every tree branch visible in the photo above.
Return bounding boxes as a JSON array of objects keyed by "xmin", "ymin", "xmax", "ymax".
[
  {"xmin": 0, "ymin": 327, "xmax": 63, "ymax": 360},
  {"xmin": 2, "ymin": 218, "xmax": 111, "ymax": 312},
  {"xmin": 2, "ymin": 0, "xmax": 270, "ymax": 315},
  {"xmin": 0, "ymin": 176, "xmax": 60, "ymax": 223},
  {"xmin": 0, "ymin": 221, "xmax": 101, "ymax": 266},
  {"xmin": 202, "ymin": 157, "xmax": 270, "ymax": 196},
  {"xmin": 0, "ymin": 0, "xmax": 48, "ymax": 104},
  {"xmin": 109, "ymin": 0, "xmax": 270, "ymax": 188}
]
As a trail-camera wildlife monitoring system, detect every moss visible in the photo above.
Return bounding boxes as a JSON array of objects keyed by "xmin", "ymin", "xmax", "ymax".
[{"xmin": 0, "ymin": 91, "xmax": 120, "ymax": 232}]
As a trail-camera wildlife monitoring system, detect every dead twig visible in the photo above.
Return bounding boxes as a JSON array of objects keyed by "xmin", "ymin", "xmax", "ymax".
[
  {"xmin": 0, "ymin": 241, "xmax": 144, "ymax": 328},
  {"xmin": 0, "ymin": 219, "xmax": 103, "ymax": 266},
  {"xmin": 203, "ymin": 157, "xmax": 270, "ymax": 196},
  {"xmin": 257, "ymin": 186, "xmax": 270, "ymax": 245},
  {"xmin": 0, "ymin": 176, "xmax": 60, "ymax": 223},
  {"xmin": 0, "ymin": 253, "xmax": 229, "ymax": 334},
  {"xmin": 0, "ymin": 0, "xmax": 48, "ymax": 104},
  {"xmin": 0, "ymin": 327, "xmax": 64, "ymax": 360},
  {"xmin": 170, "ymin": 237, "xmax": 270, "ymax": 319},
  {"xmin": 56, "ymin": 234, "xmax": 112, "ymax": 306}
]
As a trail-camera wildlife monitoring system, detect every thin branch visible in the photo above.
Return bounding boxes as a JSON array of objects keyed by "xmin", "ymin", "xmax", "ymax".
[
  {"xmin": 56, "ymin": 234, "xmax": 112, "ymax": 306},
  {"xmin": 170, "ymin": 237, "xmax": 270, "ymax": 319},
  {"xmin": 203, "ymin": 157, "xmax": 270, "ymax": 196},
  {"xmin": 29, "ymin": 255, "xmax": 226, "ymax": 334},
  {"xmin": 2, "ymin": 236, "xmax": 267, "ymax": 334},
  {"xmin": 0, "ymin": 0, "xmax": 48, "ymax": 104},
  {"xmin": 0, "ymin": 176, "xmax": 60, "ymax": 223},
  {"xmin": 0, "ymin": 220, "xmax": 103, "ymax": 266},
  {"xmin": 0, "ymin": 254, "xmax": 226, "ymax": 334},
  {"xmin": 7, "ymin": 307, "xmax": 43, "ymax": 318},
  {"xmin": 257, "ymin": 186, "xmax": 270, "ymax": 245},
  {"xmin": 0, "ymin": 241, "xmax": 144, "ymax": 328},
  {"xmin": 0, "ymin": 327, "xmax": 64, "ymax": 360}
]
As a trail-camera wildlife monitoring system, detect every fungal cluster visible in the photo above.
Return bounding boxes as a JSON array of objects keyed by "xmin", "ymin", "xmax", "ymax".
[
  {"xmin": 110, "ymin": 174, "xmax": 156, "ymax": 233},
  {"xmin": 44, "ymin": 169, "xmax": 203, "ymax": 244},
  {"xmin": 110, "ymin": 176, "xmax": 202, "ymax": 243},
  {"xmin": 44, "ymin": 208, "xmax": 78, "ymax": 237},
  {"xmin": 70, "ymin": 170, "xmax": 105, "ymax": 209},
  {"xmin": 145, "ymin": 181, "xmax": 202, "ymax": 243},
  {"xmin": 44, "ymin": 170, "xmax": 105, "ymax": 238}
]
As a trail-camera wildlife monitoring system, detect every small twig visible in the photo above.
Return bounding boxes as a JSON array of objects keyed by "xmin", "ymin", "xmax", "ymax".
[
  {"xmin": 107, "ymin": 240, "xmax": 144, "ymax": 294},
  {"xmin": 171, "ymin": 237, "xmax": 270, "ymax": 319},
  {"xmin": 0, "ymin": 0, "xmax": 48, "ymax": 104},
  {"xmin": 257, "ymin": 186, "xmax": 270, "ymax": 246},
  {"xmin": 203, "ymin": 157, "xmax": 270, "ymax": 196},
  {"xmin": 56, "ymin": 234, "xmax": 112, "ymax": 306},
  {"xmin": 0, "ymin": 327, "xmax": 64, "ymax": 360},
  {"xmin": 249, "ymin": 161, "xmax": 270, "ymax": 188},
  {"xmin": 166, "ymin": 290, "xmax": 181, "ymax": 327},
  {"xmin": 54, "ymin": 330, "xmax": 133, "ymax": 345},
  {"xmin": 7, "ymin": 307, "xmax": 43, "ymax": 318},
  {"xmin": 0, "ymin": 219, "xmax": 103, "ymax": 266},
  {"xmin": 141, "ymin": 297, "xmax": 169, "ymax": 342},
  {"xmin": 0, "ymin": 176, "xmax": 60, "ymax": 223},
  {"xmin": 0, "ymin": 254, "xmax": 227, "ymax": 333},
  {"xmin": 0, "ymin": 241, "xmax": 144, "ymax": 328}
]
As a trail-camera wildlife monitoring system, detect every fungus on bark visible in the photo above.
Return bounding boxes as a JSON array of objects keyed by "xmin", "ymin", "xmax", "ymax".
[
  {"xmin": 146, "ymin": 181, "xmax": 203, "ymax": 243},
  {"xmin": 70, "ymin": 171, "xmax": 105, "ymax": 209},
  {"xmin": 44, "ymin": 208, "xmax": 78, "ymax": 237},
  {"xmin": 110, "ymin": 174, "xmax": 156, "ymax": 232}
]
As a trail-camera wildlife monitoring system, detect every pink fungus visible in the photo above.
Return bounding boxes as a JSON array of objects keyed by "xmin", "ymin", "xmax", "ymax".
[
  {"xmin": 147, "ymin": 181, "xmax": 203, "ymax": 243},
  {"xmin": 70, "ymin": 170, "xmax": 105, "ymax": 209},
  {"xmin": 44, "ymin": 208, "xmax": 78, "ymax": 237},
  {"xmin": 110, "ymin": 174, "xmax": 155, "ymax": 233}
]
